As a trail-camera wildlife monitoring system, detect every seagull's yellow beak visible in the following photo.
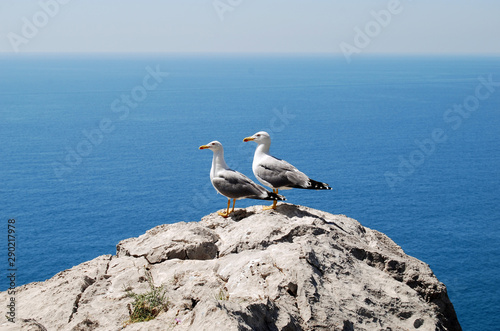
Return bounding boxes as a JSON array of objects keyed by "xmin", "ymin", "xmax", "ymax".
[
  {"xmin": 243, "ymin": 136, "xmax": 255, "ymax": 142},
  {"xmin": 199, "ymin": 145, "xmax": 210, "ymax": 150}
]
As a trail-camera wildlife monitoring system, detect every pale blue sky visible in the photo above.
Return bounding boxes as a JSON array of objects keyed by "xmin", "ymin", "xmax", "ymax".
[{"xmin": 1, "ymin": 0, "xmax": 499, "ymax": 54}]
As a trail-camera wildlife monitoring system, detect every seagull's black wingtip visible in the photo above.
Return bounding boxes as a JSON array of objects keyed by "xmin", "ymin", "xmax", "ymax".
[
  {"xmin": 309, "ymin": 179, "xmax": 332, "ymax": 190},
  {"xmin": 269, "ymin": 192, "xmax": 286, "ymax": 201}
]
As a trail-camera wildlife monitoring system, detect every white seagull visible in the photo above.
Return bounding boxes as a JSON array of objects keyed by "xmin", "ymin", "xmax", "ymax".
[
  {"xmin": 199, "ymin": 141, "xmax": 286, "ymax": 218},
  {"xmin": 243, "ymin": 131, "xmax": 331, "ymax": 210}
]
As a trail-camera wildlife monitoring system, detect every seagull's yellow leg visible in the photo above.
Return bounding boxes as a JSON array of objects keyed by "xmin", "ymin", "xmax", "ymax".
[
  {"xmin": 218, "ymin": 199, "xmax": 231, "ymax": 218},
  {"xmin": 231, "ymin": 199, "xmax": 236, "ymax": 213},
  {"xmin": 263, "ymin": 189, "xmax": 278, "ymax": 210}
]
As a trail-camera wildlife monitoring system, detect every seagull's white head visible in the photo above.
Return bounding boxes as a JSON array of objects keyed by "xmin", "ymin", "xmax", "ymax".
[
  {"xmin": 243, "ymin": 131, "xmax": 271, "ymax": 145},
  {"xmin": 199, "ymin": 140, "xmax": 223, "ymax": 152}
]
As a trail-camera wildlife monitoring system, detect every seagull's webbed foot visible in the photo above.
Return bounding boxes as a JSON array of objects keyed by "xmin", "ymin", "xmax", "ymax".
[
  {"xmin": 218, "ymin": 199, "xmax": 236, "ymax": 218},
  {"xmin": 217, "ymin": 211, "xmax": 231, "ymax": 218}
]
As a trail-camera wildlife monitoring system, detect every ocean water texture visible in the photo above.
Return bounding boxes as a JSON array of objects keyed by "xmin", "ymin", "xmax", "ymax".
[{"xmin": 1, "ymin": 54, "xmax": 499, "ymax": 330}]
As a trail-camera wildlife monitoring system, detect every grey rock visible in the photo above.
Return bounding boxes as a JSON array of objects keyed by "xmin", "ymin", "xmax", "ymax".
[{"xmin": 0, "ymin": 204, "xmax": 461, "ymax": 330}]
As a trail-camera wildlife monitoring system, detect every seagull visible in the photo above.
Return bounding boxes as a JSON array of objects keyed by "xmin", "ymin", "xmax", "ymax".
[
  {"xmin": 243, "ymin": 131, "xmax": 331, "ymax": 210},
  {"xmin": 199, "ymin": 141, "xmax": 286, "ymax": 218}
]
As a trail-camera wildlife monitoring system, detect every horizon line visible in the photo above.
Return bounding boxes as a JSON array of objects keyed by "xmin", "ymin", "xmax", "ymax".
[{"xmin": 1, "ymin": 51, "xmax": 500, "ymax": 57}]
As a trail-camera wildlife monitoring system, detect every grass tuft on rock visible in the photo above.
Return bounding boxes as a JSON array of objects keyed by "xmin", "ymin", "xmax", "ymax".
[{"xmin": 125, "ymin": 270, "xmax": 168, "ymax": 324}]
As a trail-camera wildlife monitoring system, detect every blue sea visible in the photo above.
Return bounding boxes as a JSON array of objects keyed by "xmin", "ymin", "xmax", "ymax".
[{"xmin": 1, "ymin": 54, "xmax": 499, "ymax": 330}]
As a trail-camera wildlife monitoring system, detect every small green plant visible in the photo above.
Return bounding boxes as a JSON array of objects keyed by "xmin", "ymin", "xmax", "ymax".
[
  {"xmin": 125, "ymin": 269, "xmax": 168, "ymax": 324},
  {"xmin": 214, "ymin": 287, "xmax": 229, "ymax": 301}
]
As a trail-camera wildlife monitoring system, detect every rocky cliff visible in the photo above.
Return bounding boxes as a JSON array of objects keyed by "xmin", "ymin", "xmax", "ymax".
[{"xmin": 0, "ymin": 204, "xmax": 461, "ymax": 330}]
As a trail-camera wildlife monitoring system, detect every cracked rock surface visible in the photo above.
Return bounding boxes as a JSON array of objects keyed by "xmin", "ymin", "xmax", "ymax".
[{"xmin": 0, "ymin": 204, "xmax": 461, "ymax": 330}]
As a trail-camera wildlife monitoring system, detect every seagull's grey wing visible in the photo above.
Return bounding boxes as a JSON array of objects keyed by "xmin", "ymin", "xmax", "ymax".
[
  {"xmin": 256, "ymin": 155, "xmax": 310, "ymax": 189},
  {"xmin": 212, "ymin": 169, "xmax": 269, "ymax": 199}
]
